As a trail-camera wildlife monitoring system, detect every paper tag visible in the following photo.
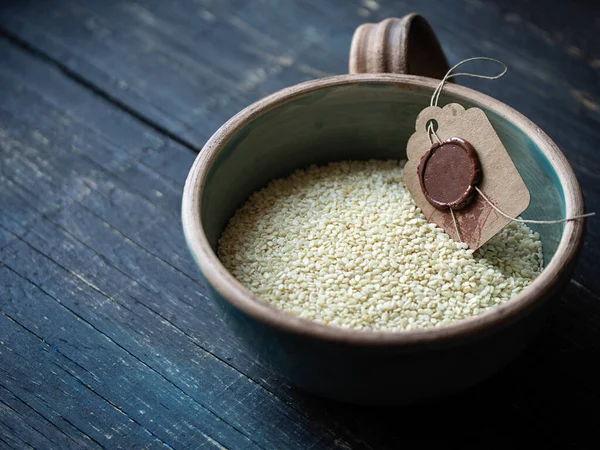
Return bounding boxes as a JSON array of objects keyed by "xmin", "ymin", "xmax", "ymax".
[{"xmin": 405, "ymin": 103, "xmax": 530, "ymax": 250}]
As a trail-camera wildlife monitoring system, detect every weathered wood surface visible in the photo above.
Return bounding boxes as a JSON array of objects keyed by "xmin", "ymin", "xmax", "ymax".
[{"xmin": 0, "ymin": 0, "xmax": 599, "ymax": 448}]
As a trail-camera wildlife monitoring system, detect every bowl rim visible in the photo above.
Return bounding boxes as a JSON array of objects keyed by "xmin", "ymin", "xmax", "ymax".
[{"xmin": 182, "ymin": 74, "xmax": 585, "ymax": 347}]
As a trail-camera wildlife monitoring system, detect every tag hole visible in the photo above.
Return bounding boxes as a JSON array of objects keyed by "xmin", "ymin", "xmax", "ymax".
[{"xmin": 426, "ymin": 119, "xmax": 439, "ymax": 133}]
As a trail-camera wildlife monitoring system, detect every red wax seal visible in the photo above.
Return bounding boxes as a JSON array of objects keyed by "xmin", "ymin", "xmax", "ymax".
[{"xmin": 418, "ymin": 137, "xmax": 481, "ymax": 210}]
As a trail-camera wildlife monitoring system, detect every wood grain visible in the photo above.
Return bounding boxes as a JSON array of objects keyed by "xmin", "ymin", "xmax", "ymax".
[
  {"xmin": 0, "ymin": 0, "xmax": 597, "ymax": 289},
  {"xmin": 1, "ymin": 0, "xmax": 599, "ymax": 447},
  {"xmin": 0, "ymin": 39, "xmax": 357, "ymax": 450}
]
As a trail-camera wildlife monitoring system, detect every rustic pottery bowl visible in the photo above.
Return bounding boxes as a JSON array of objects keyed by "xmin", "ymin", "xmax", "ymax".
[{"xmin": 182, "ymin": 15, "xmax": 585, "ymax": 404}]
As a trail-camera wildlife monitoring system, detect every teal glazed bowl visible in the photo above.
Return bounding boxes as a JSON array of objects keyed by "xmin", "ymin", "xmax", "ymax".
[{"xmin": 182, "ymin": 16, "xmax": 585, "ymax": 404}]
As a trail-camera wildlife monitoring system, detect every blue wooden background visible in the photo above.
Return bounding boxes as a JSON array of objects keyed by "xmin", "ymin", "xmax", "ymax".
[{"xmin": 1, "ymin": 0, "xmax": 599, "ymax": 448}]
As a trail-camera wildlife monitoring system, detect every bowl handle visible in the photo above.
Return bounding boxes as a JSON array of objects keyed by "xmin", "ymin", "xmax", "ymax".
[{"xmin": 349, "ymin": 14, "xmax": 450, "ymax": 79}]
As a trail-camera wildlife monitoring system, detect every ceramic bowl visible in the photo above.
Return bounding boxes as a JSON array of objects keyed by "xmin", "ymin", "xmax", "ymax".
[{"xmin": 182, "ymin": 15, "xmax": 585, "ymax": 404}]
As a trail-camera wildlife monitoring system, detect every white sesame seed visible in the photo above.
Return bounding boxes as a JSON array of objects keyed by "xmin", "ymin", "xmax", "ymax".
[{"xmin": 218, "ymin": 160, "xmax": 544, "ymax": 332}]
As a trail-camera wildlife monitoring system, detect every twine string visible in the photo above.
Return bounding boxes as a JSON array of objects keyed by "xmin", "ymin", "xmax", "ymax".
[
  {"xmin": 475, "ymin": 187, "xmax": 595, "ymax": 224},
  {"xmin": 449, "ymin": 209, "xmax": 463, "ymax": 242},
  {"xmin": 425, "ymin": 57, "xmax": 594, "ymax": 240},
  {"xmin": 430, "ymin": 57, "xmax": 508, "ymax": 108}
]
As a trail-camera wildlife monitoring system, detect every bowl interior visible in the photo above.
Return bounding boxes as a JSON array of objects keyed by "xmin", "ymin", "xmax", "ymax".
[{"xmin": 202, "ymin": 81, "xmax": 565, "ymax": 266}]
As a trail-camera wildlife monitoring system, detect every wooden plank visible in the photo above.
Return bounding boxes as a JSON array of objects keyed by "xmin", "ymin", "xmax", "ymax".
[
  {"xmin": 0, "ymin": 0, "xmax": 598, "ymax": 294},
  {"xmin": 0, "ymin": 0, "xmax": 598, "ymax": 138},
  {"xmin": 0, "ymin": 0, "xmax": 599, "ymax": 447},
  {"xmin": 0, "ymin": 382, "xmax": 86, "ymax": 450},
  {"xmin": 0, "ymin": 39, "xmax": 359, "ymax": 449},
  {"xmin": 0, "ymin": 29, "xmax": 397, "ymax": 450},
  {"xmin": 1, "ymin": 64, "xmax": 599, "ymax": 448},
  {"xmin": 0, "ymin": 34, "xmax": 355, "ymax": 436},
  {"xmin": 491, "ymin": 0, "xmax": 600, "ymax": 59},
  {"xmin": 0, "ymin": 308, "xmax": 174, "ymax": 450}
]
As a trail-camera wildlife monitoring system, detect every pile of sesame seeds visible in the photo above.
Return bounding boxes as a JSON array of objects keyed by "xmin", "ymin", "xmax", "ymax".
[{"xmin": 218, "ymin": 160, "xmax": 543, "ymax": 332}]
